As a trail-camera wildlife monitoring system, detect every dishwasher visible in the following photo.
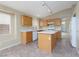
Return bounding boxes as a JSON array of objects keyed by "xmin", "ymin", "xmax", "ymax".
[{"xmin": 33, "ymin": 31, "xmax": 38, "ymax": 41}]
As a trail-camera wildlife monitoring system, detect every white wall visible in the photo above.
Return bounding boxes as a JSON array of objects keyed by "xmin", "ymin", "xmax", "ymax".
[
  {"xmin": 0, "ymin": 4, "xmax": 26, "ymax": 50},
  {"xmin": 32, "ymin": 17, "xmax": 40, "ymax": 29},
  {"xmin": 43, "ymin": 8, "xmax": 73, "ymax": 19}
]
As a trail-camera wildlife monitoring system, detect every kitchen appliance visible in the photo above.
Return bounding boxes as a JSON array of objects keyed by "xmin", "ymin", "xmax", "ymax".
[{"xmin": 70, "ymin": 15, "xmax": 77, "ymax": 48}]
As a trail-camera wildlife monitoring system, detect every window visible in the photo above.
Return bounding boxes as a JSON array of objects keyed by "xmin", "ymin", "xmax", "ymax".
[
  {"xmin": 0, "ymin": 12, "xmax": 11, "ymax": 34},
  {"xmin": 61, "ymin": 21, "xmax": 66, "ymax": 32}
]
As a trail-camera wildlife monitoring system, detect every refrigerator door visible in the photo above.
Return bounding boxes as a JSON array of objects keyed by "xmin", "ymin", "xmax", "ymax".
[{"xmin": 71, "ymin": 17, "xmax": 77, "ymax": 47}]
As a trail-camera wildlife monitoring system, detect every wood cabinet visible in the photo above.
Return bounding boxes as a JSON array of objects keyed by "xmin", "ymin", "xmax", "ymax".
[
  {"xmin": 39, "ymin": 18, "xmax": 61, "ymax": 27},
  {"xmin": 38, "ymin": 31, "xmax": 61, "ymax": 53},
  {"xmin": 55, "ymin": 31, "xmax": 61, "ymax": 40},
  {"xmin": 48, "ymin": 18, "xmax": 61, "ymax": 26},
  {"xmin": 53, "ymin": 18, "xmax": 61, "ymax": 26},
  {"xmin": 21, "ymin": 32, "xmax": 32, "ymax": 44},
  {"xmin": 40, "ymin": 20, "xmax": 48, "ymax": 27},
  {"xmin": 51, "ymin": 34, "xmax": 57, "ymax": 50},
  {"xmin": 21, "ymin": 16, "xmax": 32, "ymax": 26},
  {"xmin": 38, "ymin": 34, "xmax": 53, "ymax": 53}
]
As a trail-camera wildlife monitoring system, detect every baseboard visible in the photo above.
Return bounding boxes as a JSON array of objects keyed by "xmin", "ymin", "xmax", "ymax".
[{"xmin": 0, "ymin": 41, "xmax": 20, "ymax": 51}]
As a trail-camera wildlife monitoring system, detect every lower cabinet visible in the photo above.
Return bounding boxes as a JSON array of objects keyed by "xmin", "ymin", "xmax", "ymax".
[
  {"xmin": 55, "ymin": 31, "xmax": 61, "ymax": 40},
  {"xmin": 38, "ymin": 34, "xmax": 52, "ymax": 53},
  {"xmin": 21, "ymin": 32, "xmax": 32, "ymax": 44},
  {"xmin": 38, "ymin": 31, "xmax": 61, "ymax": 53}
]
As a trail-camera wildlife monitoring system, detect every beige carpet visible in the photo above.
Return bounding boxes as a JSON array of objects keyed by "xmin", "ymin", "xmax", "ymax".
[{"xmin": 0, "ymin": 34, "xmax": 79, "ymax": 57}]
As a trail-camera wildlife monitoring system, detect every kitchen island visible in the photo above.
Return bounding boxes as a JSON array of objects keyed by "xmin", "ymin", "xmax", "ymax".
[{"xmin": 38, "ymin": 30, "xmax": 61, "ymax": 53}]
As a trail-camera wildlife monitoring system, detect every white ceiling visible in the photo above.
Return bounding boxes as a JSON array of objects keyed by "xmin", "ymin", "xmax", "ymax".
[{"xmin": 0, "ymin": 1, "xmax": 77, "ymax": 18}]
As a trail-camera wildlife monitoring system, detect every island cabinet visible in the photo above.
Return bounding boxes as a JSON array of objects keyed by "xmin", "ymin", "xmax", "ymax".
[
  {"xmin": 21, "ymin": 32, "xmax": 32, "ymax": 44},
  {"xmin": 38, "ymin": 31, "xmax": 61, "ymax": 53},
  {"xmin": 55, "ymin": 31, "xmax": 61, "ymax": 40},
  {"xmin": 21, "ymin": 16, "xmax": 32, "ymax": 27}
]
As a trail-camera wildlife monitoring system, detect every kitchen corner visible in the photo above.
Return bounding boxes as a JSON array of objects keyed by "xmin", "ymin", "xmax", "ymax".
[{"xmin": 20, "ymin": 15, "xmax": 62, "ymax": 53}]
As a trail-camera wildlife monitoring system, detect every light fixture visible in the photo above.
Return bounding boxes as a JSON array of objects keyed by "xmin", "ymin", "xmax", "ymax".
[{"xmin": 42, "ymin": 1, "xmax": 53, "ymax": 15}]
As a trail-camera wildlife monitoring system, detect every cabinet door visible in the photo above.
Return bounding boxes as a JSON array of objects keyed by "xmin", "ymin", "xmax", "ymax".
[
  {"xmin": 26, "ymin": 17, "xmax": 32, "ymax": 26},
  {"xmin": 54, "ymin": 18, "xmax": 61, "ymax": 26},
  {"xmin": 40, "ymin": 20, "xmax": 48, "ymax": 27},
  {"xmin": 26, "ymin": 32, "xmax": 32, "ymax": 43},
  {"xmin": 51, "ymin": 35, "xmax": 57, "ymax": 49},
  {"xmin": 21, "ymin": 32, "xmax": 32, "ymax": 44},
  {"xmin": 21, "ymin": 32, "xmax": 27, "ymax": 44},
  {"xmin": 21, "ymin": 16, "xmax": 32, "ymax": 26},
  {"xmin": 38, "ymin": 34, "xmax": 52, "ymax": 53},
  {"xmin": 56, "ymin": 31, "xmax": 61, "ymax": 40}
]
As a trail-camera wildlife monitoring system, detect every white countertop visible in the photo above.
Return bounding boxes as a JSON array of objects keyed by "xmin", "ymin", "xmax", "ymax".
[
  {"xmin": 38, "ymin": 30, "xmax": 58, "ymax": 34},
  {"xmin": 20, "ymin": 29, "xmax": 33, "ymax": 32},
  {"xmin": 20, "ymin": 29, "xmax": 45, "ymax": 32}
]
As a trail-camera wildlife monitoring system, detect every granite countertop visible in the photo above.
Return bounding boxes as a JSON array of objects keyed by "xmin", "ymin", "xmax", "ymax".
[{"xmin": 38, "ymin": 30, "xmax": 58, "ymax": 34}]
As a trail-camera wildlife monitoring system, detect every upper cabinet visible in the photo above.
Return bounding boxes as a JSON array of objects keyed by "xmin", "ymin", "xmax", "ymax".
[
  {"xmin": 39, "ymin": 18, "xmax": 61, "ymax": 27},
  {"xmin": 40, "ymin": 20, "xmax": 48, "ymax": 27},
  {"xmin": 51, "ymin": 18, "xmax": 61, "ymax": 26},
  {"xmin": 21, "ymin": 16, "xmax": 32, "ymax": 27}
]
